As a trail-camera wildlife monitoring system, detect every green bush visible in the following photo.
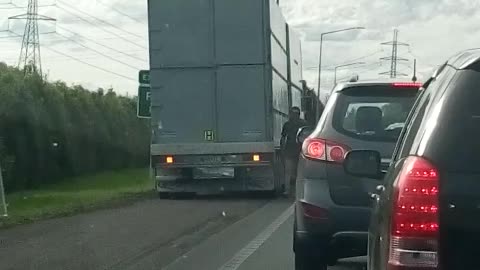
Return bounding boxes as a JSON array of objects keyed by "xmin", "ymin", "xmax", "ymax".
[{"xmin": 0, "ymin": 63, "xmax": 150, "ymax": 192}]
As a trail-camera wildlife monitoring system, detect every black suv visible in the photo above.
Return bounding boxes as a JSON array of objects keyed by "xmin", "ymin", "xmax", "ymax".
[
  {"xmin": 293, "ymin": 80, "xmax": 421, "ymax": 269},
  {"xmin": 344, "ymin": 49, "xmax": 480, "ymax": 270}
]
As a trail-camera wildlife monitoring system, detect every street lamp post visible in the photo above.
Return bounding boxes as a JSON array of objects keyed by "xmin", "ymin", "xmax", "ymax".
[
  {"xmin": 334, "ymin": 62, "xmax": 366, "ymax": 84},
  {"xmin": 316, "ymin": 27, "xmax": 365, "ymax": 120}
]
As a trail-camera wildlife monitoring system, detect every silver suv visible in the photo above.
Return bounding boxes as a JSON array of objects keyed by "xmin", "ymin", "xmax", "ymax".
[{"xmin": 293, "ymin": 81, "xmax": 421, "ymax": 270}]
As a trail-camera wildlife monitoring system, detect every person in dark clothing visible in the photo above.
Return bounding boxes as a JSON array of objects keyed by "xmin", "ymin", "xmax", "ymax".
[{"xmin": 281, "ymin": 106, "xmax": 307, "ymax": 196}]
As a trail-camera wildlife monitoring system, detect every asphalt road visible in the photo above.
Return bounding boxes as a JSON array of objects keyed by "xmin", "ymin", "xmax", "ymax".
[{"xmin": 0, "ymin": 197, "xmax": 366, "ymax": 270}]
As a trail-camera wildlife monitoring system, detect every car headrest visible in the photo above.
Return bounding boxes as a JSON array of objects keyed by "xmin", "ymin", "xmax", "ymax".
[{"xmin": 355, "ymin": 106, "xmax": 383, "ymax": 132}]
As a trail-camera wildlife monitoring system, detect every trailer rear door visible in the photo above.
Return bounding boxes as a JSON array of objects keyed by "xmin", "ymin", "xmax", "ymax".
[
  {"xmin": 151, "ymin": 69, "xmax": 216, "ymax": 144},
  {"xmin": 216, "ymin": 66, "xmax": 268, "ymax": 143}
]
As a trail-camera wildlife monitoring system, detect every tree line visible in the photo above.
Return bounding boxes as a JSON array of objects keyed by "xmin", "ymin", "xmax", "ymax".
[{"xmin": 0, "ymin": 63, "xmax": 150, "ymax": 192}]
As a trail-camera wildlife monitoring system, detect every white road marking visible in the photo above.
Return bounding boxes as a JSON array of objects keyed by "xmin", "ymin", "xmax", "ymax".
[{"xmin": 217, "ymin": 204, "xmax": 294, "ymax": 270}]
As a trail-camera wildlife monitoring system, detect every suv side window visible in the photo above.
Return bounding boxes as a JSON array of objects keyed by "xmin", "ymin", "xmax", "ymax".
[
  {"xmin": 390, "ymin": 88, "xmax": 426, "ymax": 162},
  {"xmin": 427, "ymin": 66, "xmax": 480, "ymax": 172},
  {"xmin": 397, "ymin": 94, "xmax": 431, "ymax": 159},
  {"xmin": 396, "ymin": 67, "xmax": 456, "ymax": 159}
]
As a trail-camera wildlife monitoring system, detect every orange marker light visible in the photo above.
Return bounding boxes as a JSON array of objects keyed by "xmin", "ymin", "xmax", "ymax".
[
  {"xmin": 166, "ymin": 156, "xmax": 174, "ymax": 164},
  {"xmin": 253, "ymin": 154, "xmax": 260, "ymax": 162}
]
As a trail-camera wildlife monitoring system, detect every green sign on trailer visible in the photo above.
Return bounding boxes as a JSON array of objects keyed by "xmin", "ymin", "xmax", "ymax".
[{"xmin": 137, "ymin": 70, "xmax": 151, "ymax": 118}]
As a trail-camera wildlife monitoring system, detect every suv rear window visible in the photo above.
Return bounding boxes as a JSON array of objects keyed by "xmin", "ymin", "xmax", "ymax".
[{"xmin": 332, "ymin": 86, "xmax": 418, "ymax": 142}]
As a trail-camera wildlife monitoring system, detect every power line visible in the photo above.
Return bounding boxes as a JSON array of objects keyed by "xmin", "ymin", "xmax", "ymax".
[
  {"xmin": 2, "ymin": 48, "xmax": 145, "ymax": 63},
  {"xmin": 306, "ymin": 50, "xmax": 383, "ymax": 71},
  {"xmin": 51, "ymin": 31, "xmax": 142, "ymax": 70},
  {"xmin": 7, "ymin": 31, "xmax": 137, "ymax": 81},
  {"xmin": 56, "ymin": 5, "xmax": 147, "ymax": 50},
  {"xmin": 0, "ymin": 34, "xmax": 21, "ymax": 39},
  {"xmin": 322, "ymin": 49, "xmax": 383, "ymax": 70},
  {"xmin": 334, "ymin": 62, "xmax": 382, "ymax": 82},
  {"xmin": 3, "ymin": 49, "xmax": 145, "ymax": 62},
  {"xmin": 97, "ymin": 0, "xmax": 145, "ymax": 25},
  {"xmin": 0, "ymin": 3, "xmax": 55, "ymax": 9},
  {"xmin": 336, "ymin": 62, "xmax": 382, "ymax": 80},
  {"xmin": 57, "ymin": 0, "xmax": 145, "ymax": 39},
  {"xmin": 51, "ymin": 22, "xmax": 147, "ymax": 63},
  {"xmin": 3, "ymin": 31, "xmax": 145, "ymax": 62},
  {"xmin": 0, "ymin": 31, "xmax": 55, "ymax": 42},
  {"xmin": 43, "ymin": 46, "xmax": 136, "ymax": 81}
]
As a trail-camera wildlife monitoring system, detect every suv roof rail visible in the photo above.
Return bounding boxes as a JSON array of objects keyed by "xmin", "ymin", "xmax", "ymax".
[{"xmin": 448, "ymin": 49, "xmax": 480, "ymax": 70}]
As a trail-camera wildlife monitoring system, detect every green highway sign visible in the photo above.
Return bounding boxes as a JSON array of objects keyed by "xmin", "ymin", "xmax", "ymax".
[
  {"xmin": 137, "ymin": 86, "xmax": 151, "ymax": 118},
  {"xmin": 138, "ymin": 70, "xmax": 151, "ymax": 118},
  {"xmin": 139, "ymin": 70, "xmax": 150, "ymax": 85}
]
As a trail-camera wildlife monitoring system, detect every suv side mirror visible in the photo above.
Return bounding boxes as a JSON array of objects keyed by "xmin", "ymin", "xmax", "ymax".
[
  {"xmin": 344, "ymin": 150, "xmax": 382, "ymax": 179},
  {"xmin": 296, "ymin": 126, "xmax": 314, "ymax": 144}
]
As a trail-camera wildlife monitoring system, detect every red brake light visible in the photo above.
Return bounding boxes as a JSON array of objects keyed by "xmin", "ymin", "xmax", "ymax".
[
  {"xmin": 329, "ymin": 146, "xmax": 345, "ymax": 162},
  {"xmin": 306, "ymin": 140, "xmax": 325, "ymax": 159},
  {"xmin": 302, "ymin": 138, "xmax": 350, "ymax": 163},
  {"xmin": 301, "ymin": 202, "xmax": 328, "ymax": 220},
  {"xmin": 392, "ymin": 82, "xmax": 422, "ymax": 88},
  {"xmin": 388, "ymin": 156, "xmax": 439, "ymax": 270}
]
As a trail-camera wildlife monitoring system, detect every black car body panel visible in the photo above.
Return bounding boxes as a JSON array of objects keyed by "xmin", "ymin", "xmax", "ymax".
[{"xmin": 368, "ymin": 50, "xmax": 480, "ymax": 270}]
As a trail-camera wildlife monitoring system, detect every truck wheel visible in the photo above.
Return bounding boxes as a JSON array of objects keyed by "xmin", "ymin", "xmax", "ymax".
[
  {"xmin": 172, "ymin": 192, "xmax": 196, "ymax": 200},
  {"xmin": 158, "ymin": 192, "xmax": 171, "ymax": 199},
  {"xmin": 158, "ymin": 192, "xmax": 196, "ymax": 200}
]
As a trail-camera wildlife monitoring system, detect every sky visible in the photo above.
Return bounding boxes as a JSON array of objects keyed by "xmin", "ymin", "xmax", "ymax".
[{"xmin": 1, "ymin": 0, "xmax": 480, "ymax": 99}]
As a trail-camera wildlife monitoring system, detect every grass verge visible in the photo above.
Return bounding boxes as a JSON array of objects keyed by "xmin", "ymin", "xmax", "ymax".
[{"xmin": 0, "ymin": 168, "xmax": 153, "ymax": 228}]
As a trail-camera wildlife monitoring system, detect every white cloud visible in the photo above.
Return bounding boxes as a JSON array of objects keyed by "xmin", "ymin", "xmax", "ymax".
[
  {"xmin": 280, "ymin": 0, "xmax": 480, "ymax": 101},
  {"xmin": 1, "ymin": 0, "xmax": 479, "ymax": 99}
]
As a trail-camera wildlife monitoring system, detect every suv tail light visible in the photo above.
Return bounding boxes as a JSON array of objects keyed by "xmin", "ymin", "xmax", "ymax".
[
  {"xmin": 302, "ymin": 138, "xmax": 350, "ymax": 163},
  {"xmin": 301, "ymin": 202, "xmax": 328, "ymax": 220},
  {"xmin": 388, "ymin": 156, "xmax": 439, "ymax": 270}
]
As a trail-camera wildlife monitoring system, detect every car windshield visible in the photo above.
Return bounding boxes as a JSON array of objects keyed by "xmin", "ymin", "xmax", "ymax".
[{"xmin": 333, "ymin": 86, "xmax": 417, "ymax": 142}]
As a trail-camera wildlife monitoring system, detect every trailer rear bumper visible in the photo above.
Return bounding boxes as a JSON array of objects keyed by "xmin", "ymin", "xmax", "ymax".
[
  {"xmin": 156, "ymin": 178, "xmax": 275, "ymax": 194},
  {"xmin": 155, "ymin": 163, "xmax": 275, "ymax": 194},
  {"xmin": 151, "ymin": 142, "xmax": 275, "ymax": 156}
]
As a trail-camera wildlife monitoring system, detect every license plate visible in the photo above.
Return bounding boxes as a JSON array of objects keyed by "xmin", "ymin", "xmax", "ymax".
[
  {"xmin": 193, "ymin": 167, "xmax": 235, "ymax": 179},
  {"xmin": 199, "ymin": 156, "xmax": 222, "ymax": 164}
]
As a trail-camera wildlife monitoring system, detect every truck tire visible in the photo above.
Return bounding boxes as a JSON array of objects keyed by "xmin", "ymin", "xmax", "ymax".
[
  {"xmin": 158, "ymin": 192, "xmax": 172, "ymax": 199},
  {"xmin": 158, "ymin": 192, "xmax": 195, "ymax": 200}
]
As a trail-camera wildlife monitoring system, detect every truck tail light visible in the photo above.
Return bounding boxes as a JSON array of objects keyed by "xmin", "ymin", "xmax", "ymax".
[
  {"xmin": 388, "ymin": 156, "xmax": 439, "ymax": 270},
  {"xmin": 253, "ymin": 154, "xmax": 261, "ymax": 162},
  {"xmin": 166, "ymin": 156, "xmax": 174, "ymax": 164},
  {"xmin": 302, "ymin": 138, "xmax": 350, "ymax": 163}
]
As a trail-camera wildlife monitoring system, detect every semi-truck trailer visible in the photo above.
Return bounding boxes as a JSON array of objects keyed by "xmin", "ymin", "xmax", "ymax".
[{"xmin": 148, "ymin": 0, "xmax": 305, "ymax": 196}]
